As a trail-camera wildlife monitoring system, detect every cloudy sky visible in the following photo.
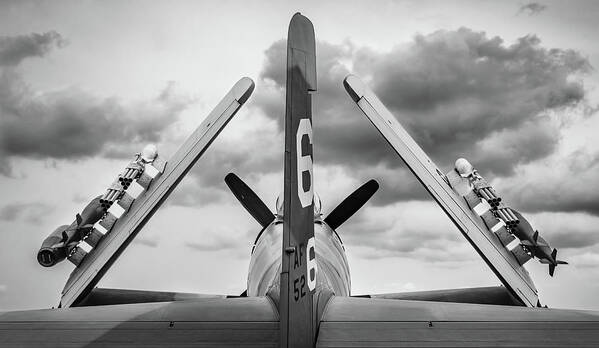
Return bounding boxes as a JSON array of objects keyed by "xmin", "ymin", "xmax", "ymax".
[{"xmin": 1, "ymin": 0, "xmax": 599, "ymax": 311}]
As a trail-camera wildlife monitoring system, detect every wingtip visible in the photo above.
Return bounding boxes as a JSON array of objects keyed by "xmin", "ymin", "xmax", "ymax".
[
  {"xmin": 343, "ymin": 74, "xmax": 365, "ymax": 102},
  {"xmin": 234, "ymin": 77, "xmax": 255, "ymax": 104}
]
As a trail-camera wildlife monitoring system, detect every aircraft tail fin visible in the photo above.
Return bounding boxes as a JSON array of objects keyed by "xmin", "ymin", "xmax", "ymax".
[{"xmin": 279, "ymin": 12, "xmax": 317, "ymax": 348}]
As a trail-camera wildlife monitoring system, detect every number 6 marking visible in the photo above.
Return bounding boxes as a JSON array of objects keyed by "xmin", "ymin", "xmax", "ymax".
[
  {"xmin": 307, "ymin": 237, "xmax": 317, "ymax": 291},
  {"xmin": 296, "ymin": 118, "xmax": 313, "ymax": 208}
]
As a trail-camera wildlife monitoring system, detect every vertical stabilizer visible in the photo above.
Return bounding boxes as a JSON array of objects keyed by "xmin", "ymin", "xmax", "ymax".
[{"xmin": 280, "ymin": 12, "xmax": 317, "ymax": 348}]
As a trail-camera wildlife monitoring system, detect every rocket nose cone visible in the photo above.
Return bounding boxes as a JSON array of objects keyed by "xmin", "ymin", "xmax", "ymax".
[
  {"xmin": 37, "ymin": 249, "xmax": 57, "ymax": 267},
  {"xmin": 455, "ymin": 158, "xmax": 474, "ymax": 177},
  {"xmin": 141, "ymin": 144, "xmax": 158, "ymax": 162}
]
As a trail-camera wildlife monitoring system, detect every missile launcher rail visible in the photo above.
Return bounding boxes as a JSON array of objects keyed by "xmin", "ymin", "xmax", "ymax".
[
  {"xmin": 448, "ymin": 171, "xmax": 534, "ymax": 266},
  {"xmin": 66, "ymin": 156, "xmax": 166, "ymax": 268},
  {"xmin": 452, "ymin": 160, "xmax": 567, "ymax": 276}
]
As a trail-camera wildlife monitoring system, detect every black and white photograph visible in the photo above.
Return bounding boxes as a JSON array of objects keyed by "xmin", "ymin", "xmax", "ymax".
[{"xmin": 1, "ymin": 0, "xmax": 599, "ymax": 346}]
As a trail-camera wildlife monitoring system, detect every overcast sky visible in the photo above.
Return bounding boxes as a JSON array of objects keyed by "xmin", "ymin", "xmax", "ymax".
[{"xmin": 1, "ymin": 0, "xmax": 599, "ymax": 311}]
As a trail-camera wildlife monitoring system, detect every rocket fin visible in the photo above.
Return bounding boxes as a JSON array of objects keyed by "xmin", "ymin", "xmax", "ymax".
[{"xmin": 521, "ymin": 240, "xmax": 534, "ymax": 247}]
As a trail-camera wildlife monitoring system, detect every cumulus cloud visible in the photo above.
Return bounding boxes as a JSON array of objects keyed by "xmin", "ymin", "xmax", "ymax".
[
  {"xmin": 0, "ymin": 32, "xmax": 192, "ymax": 176},
  {"xmin": 339, "ymin": 201, "xmax": 476, "ymax": 263},
  {"xmin": 521, "ymin": 211, "xmax": 599, "ymax": 249},
  {"xmin": 133, "ymin": 238, "xmax": 159, "ymax": 248},
  {"xmin": 339, "ymin": 196, "xmax": 599, "ymax": 263},
  {"xmin": 166, "ymin": 109, "xmax": 282, "ymax": 207},
  {"xmin": 255, "ymin": 29, "xmax": 591, "ymax": 185},
  {"xmin": 499, "ymin": 148, "xmax": 599, "ymax": 216},
  {"xmin": 364, "ymin": 29, "xmax": 590, "ymax": 175},
  {"xmin": 0, "ymin": 31, "xmax": 65, "ymax": 66},
  {"xmin": 0, "ymin": 72, "xmax": 189, "ymax": 162},
  {"xmin": 0, "ymin": 202, "xmax": 53, "ymax": 223},
  {"xmin": 518, "ymin": 2, "xmax": 548, "ymax": 16},
  {"xmin": 184, "ymin": 234, "xmax": 243, "ymax": 252},
  {"xmin": 568, "ymin": 252, "xmax": 599, "ymax": 269}
]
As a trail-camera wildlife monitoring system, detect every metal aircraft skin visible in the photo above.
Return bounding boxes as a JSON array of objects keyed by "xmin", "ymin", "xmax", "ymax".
[{"xmin": 2, "ymin": 13, "xmax": 599, "ymax": 348}]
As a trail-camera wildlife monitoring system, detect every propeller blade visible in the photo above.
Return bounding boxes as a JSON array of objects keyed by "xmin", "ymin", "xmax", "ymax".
[
  {"xmin": 324, "ymin": 179, "xmax": 379, "ymax": 230},
  {"xmin": 224, "ymin": 173, "xmax": 274, "ymax": 228}
]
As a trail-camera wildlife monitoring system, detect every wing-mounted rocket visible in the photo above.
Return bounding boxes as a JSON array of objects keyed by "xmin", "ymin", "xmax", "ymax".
[
  {"xmin": 57, "ymin": 77, "xmax": 254, "ymax": 308},
  {"xmin": 37, "ymin": 198, "xmax": 103, "ymax": 267},
  {"xmin": 36, "ymin": 144, "xmax": 166, "ymax": 268},
  {"xmin": 37, "ymin": 78, "xmax": 255, "ymax": 309},
  {"xmin": 452, "ymin": 158, "xmax": 567, "ymax": 276}
]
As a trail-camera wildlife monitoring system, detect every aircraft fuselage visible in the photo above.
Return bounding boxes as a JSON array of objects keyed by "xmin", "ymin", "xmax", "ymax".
[{"xmin": 248, "ymin": 217, "xmax": 351, "ymax": 298}]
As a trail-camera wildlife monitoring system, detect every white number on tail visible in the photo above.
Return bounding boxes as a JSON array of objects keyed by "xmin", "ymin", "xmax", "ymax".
[
  {"xmin": 307, "ymin": 237, "xmax": 317, "ymax": 291},
  {"xmin": 296, "ymin": 119, "xmax": 313, "ymax": 208}
]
